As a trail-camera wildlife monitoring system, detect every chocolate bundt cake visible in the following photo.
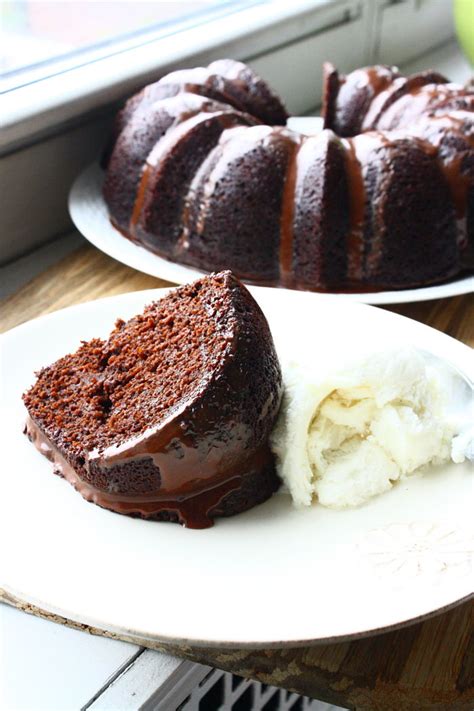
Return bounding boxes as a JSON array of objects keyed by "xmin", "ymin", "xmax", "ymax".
[
  {"xmin": 102, "ymin": 59, "xmax": 473, "ymax": 292},
  {"xmin": 23, "ymin": 272, "xmax": 282, "ymax": 528}
]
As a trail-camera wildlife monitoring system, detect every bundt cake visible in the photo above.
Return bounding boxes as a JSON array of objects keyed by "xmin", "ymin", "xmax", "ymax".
[
  {"xmin": 103, "ymin": 59, "xmax": 473, "ymax": 292},
  {"xmin": 23, "ymin": 271, "xmax": 282, "ymax": 528}
]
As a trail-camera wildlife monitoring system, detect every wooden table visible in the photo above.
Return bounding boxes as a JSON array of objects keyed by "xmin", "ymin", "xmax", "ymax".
[{"xmin": 1, "ymin": 244, "xmax": 473, "ymax": 711}]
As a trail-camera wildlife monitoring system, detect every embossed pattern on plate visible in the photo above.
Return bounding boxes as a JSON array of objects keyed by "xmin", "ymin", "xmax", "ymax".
[{"xmin": 357, "ymin": 522, "xmax": 474, "ymax": 580}]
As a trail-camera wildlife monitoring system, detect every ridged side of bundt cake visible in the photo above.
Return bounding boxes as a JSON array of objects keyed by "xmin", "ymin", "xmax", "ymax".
[
  {"xmin": 291, "ymin": 131, "xmax": 350, "ymax": 290},
  {"xmin": 176, "ymin": 126, "xmax": 300, "ymax": 283},
  {"xmin": 322, "ymin": 63, "xmax": 404, "ymax": 136},
  {"xmin": 322, "ymin": 63, "xmax": 473, "ymax": 134},
  {"xmin": 131, "ymin": 109, "xmax": 258, "ymax": 255},
  {"xmin": 323, "ymin": 64, "xmax": 474, "ymax": 280},
  {"xmin": 103, "ymin": 60, "xmax": 473, "ymax": 292},
  {"xmin": 103, "ymin": 94, "xmax": 232, "ymax": 233},
  {"xmin": 345, "ymin": 133, "xmax": 459, "ymax": 287},
  {"xmin": 24, "ymin": 272, "xmax": 282, "ymax": 528},
  {"xmin": 105, "ymin": 58, "xmax": 288, "ymax": 162}
]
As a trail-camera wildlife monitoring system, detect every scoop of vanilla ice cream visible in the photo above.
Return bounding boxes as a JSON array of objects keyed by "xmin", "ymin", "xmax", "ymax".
[{"xmin": 271, "ymin": 348, "xmax": 456, "ymax": 509}]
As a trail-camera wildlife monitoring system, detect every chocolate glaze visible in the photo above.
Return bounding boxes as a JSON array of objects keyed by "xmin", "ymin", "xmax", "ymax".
[
  {"xmin": 25, "ymin": 415, "xmax": 275, "ymax": 529},
  {"xmin": 341, "ymin": 138, "xmax": 365, "ymax": 281},
  {"xmin": 439, "ymin": 153, "xmax": 471, "ymax": 222},
  {"xmin": 127, "ymin": 104, "xmax": 227, "ymax": 234},
  {"xmin": 373, "ymin": 84, "xmax": 471, "ymax": 132},
  {"xmin": 365, "ymin": 66, "xmax": 399, "ymax": 96},
  {"xmin": 103, "ymin": 93, "xmax": 230, "ymax": 232},
  {"xmin": 130, "ymin": 163, "xmax": 152, "ymax": 232},
  {"xmin": 132, "ymin": 110, "xmax": 257, "ymax": 253},
  {"xmin": 341, "ymin": 133, "xmax": 388, "ymax": 282},
  {"xmin": 362, "ymin": 71, "xmax": 449, "ymax": 130},
  {"xmin": 279, "ymin": 132, "xmax": 303, "ymax": 287}
]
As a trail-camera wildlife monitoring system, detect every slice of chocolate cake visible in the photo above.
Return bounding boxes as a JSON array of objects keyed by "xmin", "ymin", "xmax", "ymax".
[{"xmin": 23, "ymin": 272, "xmax": 282, "ymax": 528}]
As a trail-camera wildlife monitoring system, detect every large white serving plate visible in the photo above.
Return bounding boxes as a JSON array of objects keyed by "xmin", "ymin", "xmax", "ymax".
[
  {"xmin": 69, "ymin": 163, "xmax": 474, "ymax": 305},
  {"xmin": 1, "ymin": 287, "xmax": 473, "ymax": 648}
]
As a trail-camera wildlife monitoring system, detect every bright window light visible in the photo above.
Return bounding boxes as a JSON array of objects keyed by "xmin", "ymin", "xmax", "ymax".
[{"xmin": 1, "ymin": 0, "xmax": 260, "ymax": 92}]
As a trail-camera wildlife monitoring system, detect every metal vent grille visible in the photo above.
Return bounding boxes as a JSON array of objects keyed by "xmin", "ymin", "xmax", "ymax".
[{"xmin": 174, "ymin": 668, "xmax": 341, "ymax": 711}]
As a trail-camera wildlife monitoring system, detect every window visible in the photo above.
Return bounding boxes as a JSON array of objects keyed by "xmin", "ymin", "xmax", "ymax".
[{"xmin": 1, "ymin": 0, "xmax": 257, "ymax": 92}]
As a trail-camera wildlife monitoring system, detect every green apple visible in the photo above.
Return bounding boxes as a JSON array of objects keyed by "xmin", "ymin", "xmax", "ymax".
[{"xmin": 454, "ymin": 0, "xmax": 474, "ymax": 66}]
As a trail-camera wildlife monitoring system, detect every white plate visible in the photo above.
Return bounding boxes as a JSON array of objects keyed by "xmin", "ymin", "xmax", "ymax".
[
  {"xmin": 1, "ymin": 287, "xmax": 473, "ymax": 648},
  {"xmin": 69, "ymin": 163, "xmax": 474, "ymax": 305}
]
